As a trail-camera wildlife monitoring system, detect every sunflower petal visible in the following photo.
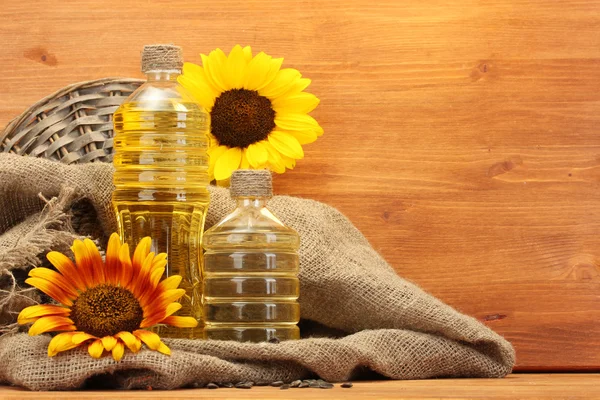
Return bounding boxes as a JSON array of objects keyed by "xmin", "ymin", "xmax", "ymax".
[
  {"xmin": 132, "ymin": 252, "xmax": 155, "ymax": 297},
  {"xmin": 119, "ymin": 243, "xmax": 133, "ymax": 289},
  {"xmin": 105, "ymin": 233, "xmax": 122, "ymax": 285},
  {"xmin": 48, "ymin": 332, "xmax": 80, "ymax": 357},
  {"xmin": 157, "ymin": 275, "xmax": 183, "ymax": 293},
  {"xmin": 242, "ymin": 46, "xmax": 253, "ymax": 63},
  {"xmin": 260, "ymin": 68, "xmax": 302, "ymax": 99},
  {"xmin": 268, "ymin": 131, "xmax": 304, "ymax": 159},
  {"xmin": 158, "ymin": 289, "xmax": 186, "ymax": 307},
  {"xmin": 202, "ymin": 49, "xmax": 229, "ymax": 91},
  {"xmin": 214, "ymin": 147, "xmax": 242, "ymax": 181},
  {"xmin": 280, "ymin": 77, "xmax": 312, "ymax": 98},
  {"xmin": 29, "ymin": 268, "xmax": 78, "ymax": 299},
  {"xmin": 263, "ymin": 141, "xmax": 286, "ymax": 173},
  {"xmin": 244, "ymin": 52, "xmax": 273, "ymax": 90},
  {"xmin": 141, "ymin": 302, "xmax": 182, "ymax": 328},
  {"xmin": 151, "ymin": 253, "xmax": 168, "ymax": 271},
  {"xmin": 47, "ymin": 251, "xmax": 86, "ymax": 292},
  {"xmin": 115, "ymin": 331, "xmax": 142, "ymax": 353},
  {"xmin": 18, "ymin": 304, "xmax": 70, "ymax": 325},
  {"xmin": 132, "ymin": 237, "xmax": 152, "ymax": 277},
  {"xmin": 150, "ymin": 267, "xmax": 165, "ymax": 289},
  {"xmin": 182, "ymin": 62, "xmax": 220, "ymax": 97},
  {"xmin": 260, "ymin": 57, "xmax": 284, "ymax": 90},
  {"xmin": 283, "ymin": 129, "xmax": 318, "ymax": 145},
  {"xmin": 240, "ymin": 149, "xmax": 251, "ymax": 169},
  {"xmin": 112, "ymin": 341, "xmax": 125, "ymax": 361},
  {"xmin": 162, "ymin": 316, "xmax": 199, "ymax": 328},
  {"xmin": 272, "ymin": 92, "xmax": 320, "ymax": 114},
  {"xmin": 88, "ymin": 339, "xmax": 104, "ymax": 359},
  {"xmin": 133, "ymin": 329, "xmax": 162, "ymax": 351},
  {"xmin": 226, "ymin": 44, "xmax": 248, "ymax": 89},
  {"xmin": 178, "ymin": 75, "xmax": 216, "ymax": 111},
  {"xmin": 207, "ymin": 145, "xmax": 229, "ymax": 180},
  {"xmin": 157, "ymin": 342, "xmax": 171, "ymax": 356},
  {"xmin": 281, "ymin": 155, "xmax": 297, "ymax": 170},
  {"xmin": 246, "ymin": 142, "xmax": 269, "ymax": 168},
  {"xmin": 84, "ymin": 238, "xmax": 105, "ymax": 284},
  {"xmin": 143, "ymin": 288, "xmax": 185, "ymax": 316},
  {"xmin": 101, "ymin": 336, "xmax": 118, "ymax": 351},
  {"xmin": 71, "ymin": 240, "xmax": 94, "ymax": 288},
  {"xmin": 73, "ymin": 332, "xmax": 97, "ymax": 345},
  {"xmin": 28, "ymin": 316, "xmax": 74, "ymax": 336},
  {"xmin": 274, "ymin": 113, "xmax": 323, "ymax": 135},
  {"xmin": 25, "ymin": 277, "xmax": 73, "ymax": 306}
]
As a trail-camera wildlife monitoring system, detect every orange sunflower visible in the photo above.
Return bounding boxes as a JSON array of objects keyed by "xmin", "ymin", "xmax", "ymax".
[{"xmin": 18, "ymin": 233, "xmax": 197, "ymax": 361}]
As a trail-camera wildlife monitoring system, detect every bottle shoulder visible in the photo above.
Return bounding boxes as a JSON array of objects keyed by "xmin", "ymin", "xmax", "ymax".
[
  {"xmin": 203, "ymin": 206, "xmax": 300, "ymax": 250},
  {"xmin": 116, "ymin": 81, "xmax": 205, "ymax": 114}
]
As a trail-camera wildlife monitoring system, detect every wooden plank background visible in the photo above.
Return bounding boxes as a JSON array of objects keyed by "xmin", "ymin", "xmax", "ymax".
[{"xmin": 1, "ymin": 0, "xmax": 599, "ymax": 370}]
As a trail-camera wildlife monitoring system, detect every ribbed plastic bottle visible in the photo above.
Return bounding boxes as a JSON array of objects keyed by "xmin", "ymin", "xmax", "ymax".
[
  {"xmin": 202, "ymin": 170, "xmax": 300, "ymax": 342},
  {"xmin": 112, "ymin": 44, "xmax": 210, "ymax": 338}
]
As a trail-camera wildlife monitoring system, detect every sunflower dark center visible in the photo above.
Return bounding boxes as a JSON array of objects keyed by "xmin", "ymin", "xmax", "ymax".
[
  {"xmin": 70, "ymin": 284, "xmax": 143, "ymax": 337},
  {"xmin": 210, "ymin": 88, "xmax": 276, "ymax": 148}
]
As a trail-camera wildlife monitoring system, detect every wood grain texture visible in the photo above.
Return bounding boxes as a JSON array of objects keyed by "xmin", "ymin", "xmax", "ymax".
[
  {"xmin": 0, "ymin": 0, "xmax": 599, "ymax": 370},
  {"xmin": 1, "ymin": 375, "xmax": 600, "ymax": 399}
]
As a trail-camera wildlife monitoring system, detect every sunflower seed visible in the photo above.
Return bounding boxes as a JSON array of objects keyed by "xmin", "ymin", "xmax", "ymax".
[
  {"xmin": 299, "ymin": 382, "xmax": 310, "ymax": 388},
  {"xmin": 207, "ymin": 383, "xmax": 218, "ymax": 389},
  {"xmin": 319, "ymin": 382, "xmax": 334, "ymax": 389},
  {"xmin": 309, "ymin": 381, "xmax": 320, "ymax": 388},
  {"xmin": 341, "ymin": 382, "xmax": 353, "ymax": 388},
  {"xmin": 280, "ymin": 384, "xmax": 291, "ymax": 390},
  {"xmin": 270, "ymin": 380, "xmax": 284, "ymax": 387},
  {"xmin": 290, "ymin": 380, "xmax": 302, "ymax": 387},
  {"xmin": 220, "ymin": 382, "xmax": 234, "ymax": 388},
  {"xmin": 235, "ymin": 381, "xmax": 253, "ymax": 389}
]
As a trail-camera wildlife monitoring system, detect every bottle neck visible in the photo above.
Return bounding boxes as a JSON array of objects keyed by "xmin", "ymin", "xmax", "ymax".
[
  {"xmin": 235, "ymin": 197, "xmax": 269, "ymax": 208},
  {"xmin": 145, "ymin": 70, "xmax": 180, "ymax": 82}
]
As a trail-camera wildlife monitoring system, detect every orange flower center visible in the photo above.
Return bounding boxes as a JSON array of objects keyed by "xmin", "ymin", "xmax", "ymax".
[
  {"xmin": 70, "ymin": 284, "xmax": 143, "ymax": 337},
  {"xmin": 211, "ymin": 89, "xmax": 276, "ymax": 148}
]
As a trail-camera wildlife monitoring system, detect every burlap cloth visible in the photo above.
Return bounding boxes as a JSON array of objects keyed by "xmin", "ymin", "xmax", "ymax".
[{"xmin": 0, "ymin": 153, "xmax": 515, "ymax": 390}]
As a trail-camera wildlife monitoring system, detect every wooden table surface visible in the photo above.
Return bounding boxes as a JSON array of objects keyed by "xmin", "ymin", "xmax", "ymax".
[
  {"xmin": 0, "ymin": 374, "xmax": 599, "ymax": 399},
  {"xmin": 0, "ymin": 0, "xmax": 599, "ymax": 370}
]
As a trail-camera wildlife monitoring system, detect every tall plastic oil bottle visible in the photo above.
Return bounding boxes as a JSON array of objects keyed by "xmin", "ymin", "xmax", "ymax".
[
  {"xmin": 202, "ymin": 170, "xmax": 300, "ymax": 341},
  {"xmin": 112, "ymin": 44, "xmax": 210, "ymax": 338}
]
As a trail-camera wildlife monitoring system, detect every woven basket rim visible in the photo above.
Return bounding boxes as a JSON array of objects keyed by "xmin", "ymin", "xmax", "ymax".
[{"xmin": 1, "ymin": 77, "xmax": 144, "ymax": 141}]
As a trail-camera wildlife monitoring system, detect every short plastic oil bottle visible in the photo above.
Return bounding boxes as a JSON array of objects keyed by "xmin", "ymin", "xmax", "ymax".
[
  {"xmin": 202, "ymin": 170, "xmax": 300, "ymax": 341},
  {"xmin": 112, "ymin": 44, "xmax": 210, "ymax": 338}
]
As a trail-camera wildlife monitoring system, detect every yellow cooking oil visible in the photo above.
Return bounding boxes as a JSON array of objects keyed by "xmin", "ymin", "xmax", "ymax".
[
  {"xmin": 202, "ymin": 170, "xmax": 301, "ymax": 342},
  {"xmin": 112, "ymin": 45, "xmax": 210, "ymax": 338}
]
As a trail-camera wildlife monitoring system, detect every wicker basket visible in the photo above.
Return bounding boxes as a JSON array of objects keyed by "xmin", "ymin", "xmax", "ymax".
[{"xmin": 1, "ymin": 78, "xmax": 143, "ymax": 164}]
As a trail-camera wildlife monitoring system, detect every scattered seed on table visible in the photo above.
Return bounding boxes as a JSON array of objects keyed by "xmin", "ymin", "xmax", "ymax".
[
  {"xmin": 270, "ymin": 380, "xmax": 284, "ymax": 387},
  {"xmin": 319, "ymin": 382, "xmax": 334, "ymax": 389},
  {"xmin": 280, "ymin": 384, "xmax": 291, "ymax": 390},
  {"xmin": 207, "ymin": 383, "xmax": 218, "ymax": 389},
  {"xmin": 299, "ymin": 382, "xmax": 310, "ymax": 388},
  {"xmin": 220, "ymin": 382, "xmax": 234, "ymax": 388},
  {"xmin": 290, "ymin": 380, "xmax": 302, "ymax": 387},
  {"xmin": 235, "ymin": 382, "xmax": 253, "ymax": 389},
  {"xmin": 341, "ymin": 382, "xmax": 353, "ymax": 388}
]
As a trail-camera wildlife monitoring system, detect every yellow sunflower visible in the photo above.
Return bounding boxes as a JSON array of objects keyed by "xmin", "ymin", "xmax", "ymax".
[
  {"xmin": 18, "ymin": 233, "xmax": 197, "ymax": 361},
  {"xmin": 178, "ymin": 45, "xmax": 323, "ymax": 181}
]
